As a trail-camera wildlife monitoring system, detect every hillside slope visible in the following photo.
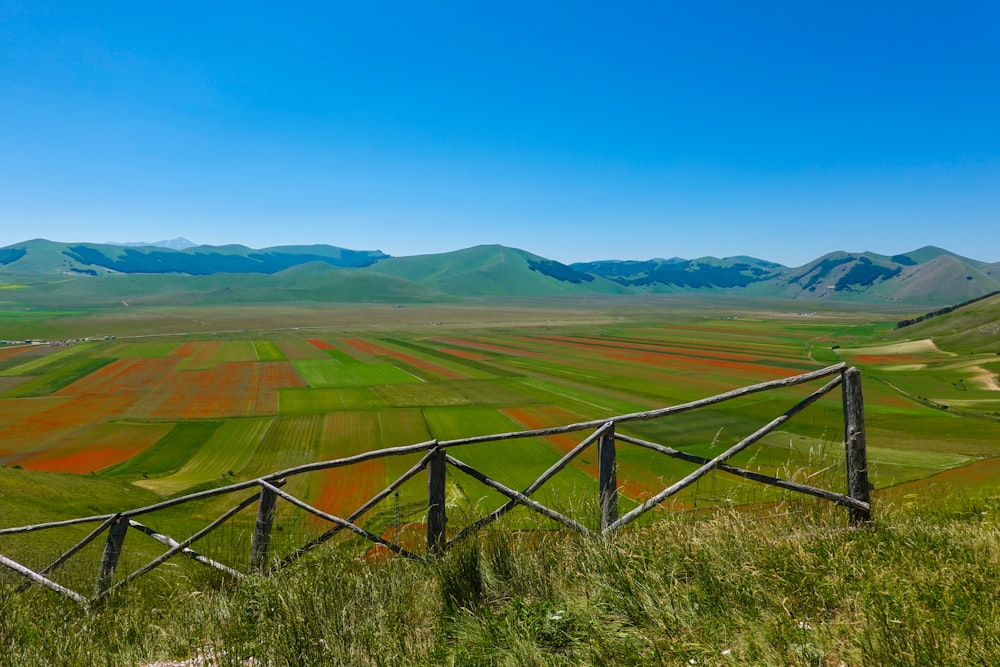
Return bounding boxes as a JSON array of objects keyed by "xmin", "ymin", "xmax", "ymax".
[
  {"xmin": 367, "ymin": 244, "xmax": 628, "ymax": 296},
  {"xmin": 572, "ymin": 256, "xmax": 784, "ymax": 292},
  {"xmin": 761, "ymin": 249, "xmax": 1000, "ymax": 303},
  {"xmin": 3, "ymin": 239, "xmax": 999, "ymax": 306},
  {"xmin": 573, "ymin": 247, "xmax": 1000, "ymax": 304},
  {"xmin": 0, "ymin": 239, "xmax": 388, "ymax": 276},
  {"xmin": 0, "ymin": 266, "xmax": 445, "ymax": 308},
  {"xmin": 890, "ymin": 291, "xmax": 1000, "ymax": 353}
]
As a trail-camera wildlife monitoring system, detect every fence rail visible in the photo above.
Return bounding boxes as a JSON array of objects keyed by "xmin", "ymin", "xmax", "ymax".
[{"xmin": 0, "ymin": 363, "xmax": 870, "ymax": 606}]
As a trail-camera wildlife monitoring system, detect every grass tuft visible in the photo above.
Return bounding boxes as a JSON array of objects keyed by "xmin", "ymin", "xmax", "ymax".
[{"xmin": 3, "ymin": 496, "xmax": 1000, "ymax": 665}]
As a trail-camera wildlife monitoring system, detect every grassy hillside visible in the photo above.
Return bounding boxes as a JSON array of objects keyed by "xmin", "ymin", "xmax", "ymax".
[
  {"xmin": 572, "ymin": 256, "xmax": 784, "ymax": 291},
  {"xmin": 368, "ymin": 245, "xmax": 628, "ymax": 296},
  {"xmin": 0, "ymin": 267, "xmax": 446, "ymax": 310},
  {"xmin": 2, "ymin": 496, "xmax": 999, "ymax": 666},
  {"xmin": 888, "ymin": 291, "xmax": 1000, "ymax": 354},
  {"xmin": 0, "ymin": 239, "xmax": 388, "ymax": 276},
  {"xmin": 4, "ymin": 239, "xmax": 1000, "ymax": 305},
  {"xmin": 763, "ymin": 250, "xmax": 1000, "ymax": 304}
]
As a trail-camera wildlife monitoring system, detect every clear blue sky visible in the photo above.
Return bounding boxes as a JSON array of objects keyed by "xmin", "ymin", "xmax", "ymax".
[{"xmin": 1, "ymin": 2, "xmax": 997, "ymax": 266}]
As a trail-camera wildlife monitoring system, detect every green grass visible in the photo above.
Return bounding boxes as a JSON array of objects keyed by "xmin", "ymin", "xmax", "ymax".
[
  {"xmin": 0, "ymin": 467, "xmax": 160, "ymax": 535},
  {"xmin": 239, "ymin": 415, "xmax": 323, "ymax": 479},
  {"xmin": 375, "ymin": 382, "xmax": 474, "ymax": 407},
  {"xmin": 103, "ymin": 421, "xmax": 224, "ymax": 479},
  {"xmin": 3, "ymin": 496, "xmax": 1000, "ymax": 666},
  {"xmin": 252, "ymin": 340, "xmax": 286, "ymax": 361},
  {"xmin": 0, "ymin": 342, "xmax": 99, "ymax": 377},
  {"xmin": 292, "ymin": 359, "xmax": 422, "ymax": 387},
  {"xmin": 327, "ymin": 348, "xmax": 361, "ymax": 364},
  {"xmin": 888, "ymin": 291, "xmax": 1000, "ymax": 353},
  {"xmin": 1, "ymin": 356, "xmax": 114, "ymax": 398},
  {"xmin": 136, "ymin": 419, "xmax": 273, "ymax": 495},
  {"xmin": 516, "ymin": 377, "xmax": 653, "ymax": 417},
  {"xmin": 279, "ymin": 386, "xmax": 388, "ymax": 413},
  {"xmin": 450, "ymin": 379, "xmax": 539, "ymax": 405}
]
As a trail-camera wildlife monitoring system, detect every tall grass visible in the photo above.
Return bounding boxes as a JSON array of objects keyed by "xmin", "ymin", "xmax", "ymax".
[{"xmin": 3, "ymin": 493, "xmax": 1000, "ymax": 666}]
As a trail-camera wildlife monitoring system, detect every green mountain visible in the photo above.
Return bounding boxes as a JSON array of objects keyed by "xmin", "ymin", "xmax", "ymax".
[
  {"xmin": 889, "ymin": 290, "xmax": 1000, "ymax": 354},
  {"xmin": 2, "ymin": 239, "xmax": 999, "ymax": 306},
  {"xmin": 0, "ymin": 264, "xmax": 444, "ymax": 309},
  {"xmin": 367, "ymin": 245, "xmax": 628, "ymax": 296},
  {"xmin": 572, "ymin": 247, "xmax": 1000, "ymax": 305},
  {"xmin": 572, "ymin": 256, "xmax": 784, "ymax": 292},
  {"xmin": 0, "ymin": 239, "xmax": 387, "ymax": 276},
  {"xmin": 765, "ymin": 249, "xmax": 1000, "ymax": 303}
]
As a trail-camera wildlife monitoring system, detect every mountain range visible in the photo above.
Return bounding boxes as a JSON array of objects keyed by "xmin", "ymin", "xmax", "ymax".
[{"xmin": 2, "ymin": 238, "xmax": 999, "ymax": 307}]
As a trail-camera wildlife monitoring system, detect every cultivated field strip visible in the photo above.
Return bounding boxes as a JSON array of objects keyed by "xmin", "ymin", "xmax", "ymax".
[
  {"xmin": 312, "ymin": 412, "xmax": 387, "ymax": 523},
  {"xmin": 136, "ymin": 419, "xmax": 273, "ymax": 495},
  {"xmin": 16, "ymin": 422, "xmax": 173, "ymax": 473},
  {"xmin": 252, "ymin": 340, "xmax": 286, "ymax": 361},
  {"xmin": 343, "ymin": 337, "xmax": 469, "ymax": 381}
]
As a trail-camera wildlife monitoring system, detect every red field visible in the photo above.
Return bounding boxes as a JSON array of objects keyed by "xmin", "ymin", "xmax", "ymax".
[
  {"xmin": 435, "ymin": 346, "xmax": 489, "ymax": 361},
  {"xmin": 522, "ymin": 335, "xmax": 793, "ymax": 379},
  {"xmin": 432, "ymin": 337, "xmax": 538, "ymax": 357},
  {"xmin": 276, "ymin": 338, "xmax": 336, "ymax": 360},
  {"xmin": 134, "ymin": 361, "xmax": 306, "ymax": 419},
  {"xmin": 17, "ymin": 423, "xmax": 171, "ymax": 473},
  {"xmin": 343, "ymin": 338, "xmax": 467, "ymax": 380},
  {"xmin": 171, "ymin": 341, "xmax": 198, "ymax": 356},
  {"xmin": 56, "ymin": 357, "xmax": 179, "ymax": 396},
  {"xmin": 528, "ymin": 334, "xmax": 766, "ymax": 363},
  {"xmin": 0, "ymin": 393, "xmax": 136, "ymax": 461},
  {"xmin": 312, "ymin": 459, "xmax": 386, "ymax": 526},
  {"xmin": 0, "ymin": 346, "xmax": 35, "ymax": 362}
]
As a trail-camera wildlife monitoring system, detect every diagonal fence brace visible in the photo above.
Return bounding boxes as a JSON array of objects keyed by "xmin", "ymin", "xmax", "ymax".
[
  {"xmin": 445, "ymin": 454, "xmax": 595, "ymax": 536},
  {"xmin": 257, "ymin": 481, "xmax": 421, "ymax": 560},
  {"xmin": 607, "ymin": 374, "xmax": 844, "ymax": 532},
  {"xmin": 0, "ymin": 553, "xmax": 88, "ymax": 605},
  {"xmin": 449, "ymin": 421, "xmax": 612, "ymax": 546}
]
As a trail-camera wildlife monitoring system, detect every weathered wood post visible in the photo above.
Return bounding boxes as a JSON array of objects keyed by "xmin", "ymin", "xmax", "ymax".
[
  {"xmin": 95, "ymin": 514, "xmax": 129, "ymax": 596},
  {"xmin": 842, "ymin": 367, "xmax": 872, "ymax": 525},
  {"xmin": 427, "ymin": 447, "xmax": 447, "ymax": 554},
  {"xmin": 598, "ymin": 422, "xmax": 618, "ymax": 533},
  {"xmin": 250, "ymin": 484, "xmax": 277, "ymax": 572}
]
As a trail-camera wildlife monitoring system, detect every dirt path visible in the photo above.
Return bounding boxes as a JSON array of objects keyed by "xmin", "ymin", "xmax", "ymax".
[
  {"xmin": 970, "ymin": 366, "xmax": 1000, "ymax": 391},
  {"xmin": 843, "ymin": 338, "xmax": 954, "ymax": 357}
]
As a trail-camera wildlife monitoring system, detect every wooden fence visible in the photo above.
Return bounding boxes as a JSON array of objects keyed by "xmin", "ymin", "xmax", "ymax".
[{"xmin": 0, "ymin": 363, "xmax": 870, "ymax": 606}]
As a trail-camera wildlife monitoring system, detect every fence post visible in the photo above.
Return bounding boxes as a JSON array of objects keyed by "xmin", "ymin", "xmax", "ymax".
[
  {"xmin": 250, "ymin": 485, "xmax": 277, "ymax": 572},
  {"xmin": 95, "ymin": 514, "xmax": 129, "ymax": 596},
  {"xmin": 427, "ymin": 447, "xmax": 447, "ymax": 554},
  {"xmin": 599, "ymin": 422, "xmax": 618, "ymax": 532},
  {"xmin": 842, "ymin": 367, "xmax": 872, "ymax": 525}
]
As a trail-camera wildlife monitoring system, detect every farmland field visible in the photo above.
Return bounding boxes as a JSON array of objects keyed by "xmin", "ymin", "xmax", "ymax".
[{"xmin": 1, "ymin": 298, "xmax": 999, "ymax": 544}]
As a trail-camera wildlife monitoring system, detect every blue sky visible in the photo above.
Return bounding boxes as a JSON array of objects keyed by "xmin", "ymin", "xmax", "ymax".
[{"xmin": 1, "ymin": 2, "xmax": 997, "ymax": 266}]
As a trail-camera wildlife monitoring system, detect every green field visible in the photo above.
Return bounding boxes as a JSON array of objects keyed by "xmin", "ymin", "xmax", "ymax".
[
  {"xmin": 252, "ymin": 340, "xmax": 286, "ymax": 361},
  {"xmin": 293, "ymin": 359, "xmax": 421, "ymax": 387},
  {"xmin": 135, "ymin": 419, "xmax": 272, "ymax": 495},
  {"xmin": 0, "ymin": 298, "xmax": 998, "ymax": 549}
]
